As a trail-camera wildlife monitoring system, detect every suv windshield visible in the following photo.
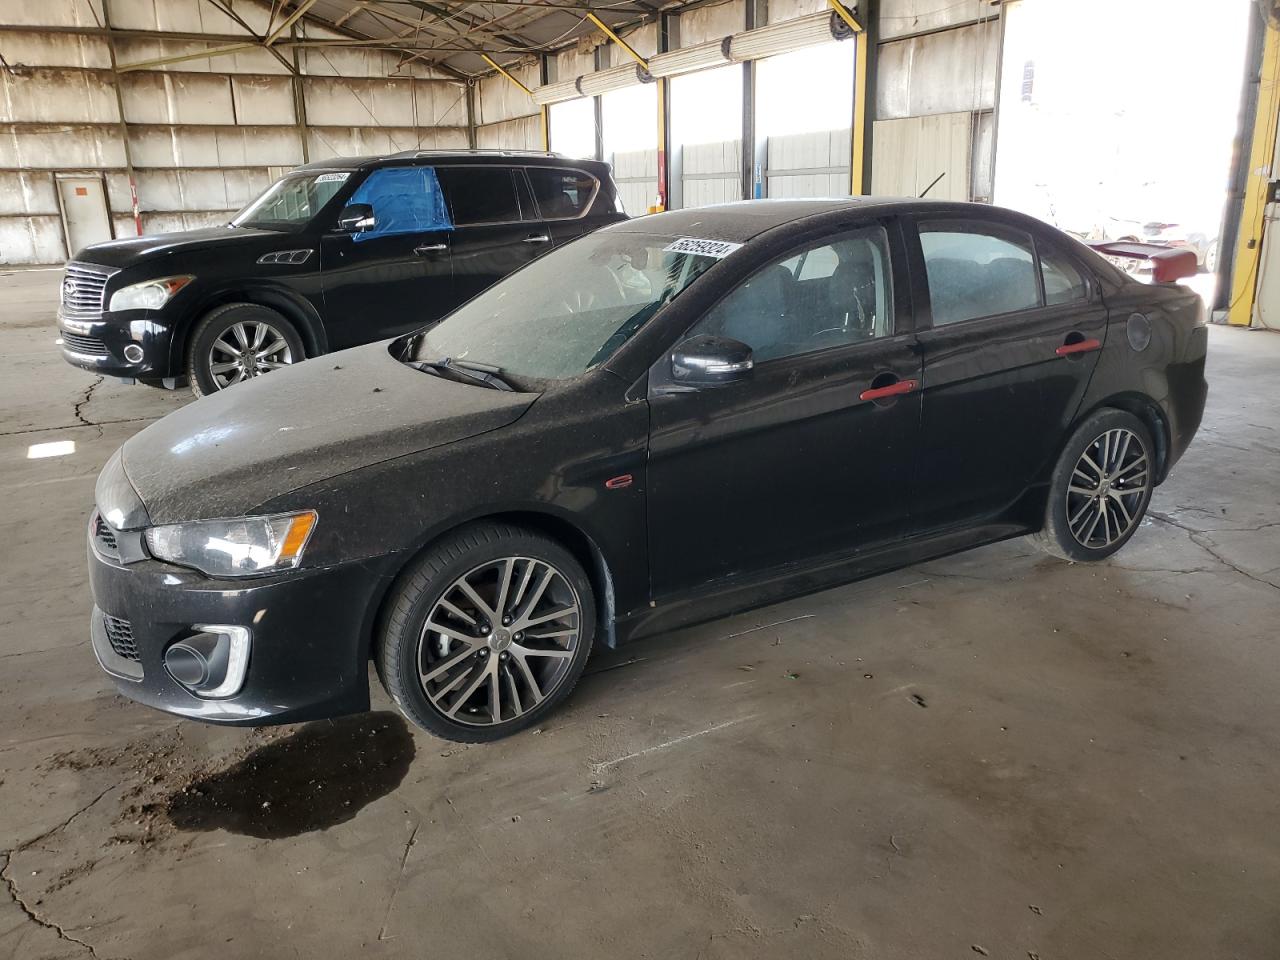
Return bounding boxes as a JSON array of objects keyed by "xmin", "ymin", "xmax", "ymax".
[
  {"xmin": 231, "ymin": 171, "xmax": 352, "ymax": 230},
  {"xmin": 412, "ymin": 231, "xmax": 723, "ymax": 381}
]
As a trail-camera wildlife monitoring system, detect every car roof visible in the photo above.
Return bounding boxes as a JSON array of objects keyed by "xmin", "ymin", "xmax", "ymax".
[
  {"xmin": 294, "ymin": 150, "xmax": 611, "ymax": 174},
  {"xmin": 607, "ymin": 198, "xmax": 1059, "ymax": 244}
]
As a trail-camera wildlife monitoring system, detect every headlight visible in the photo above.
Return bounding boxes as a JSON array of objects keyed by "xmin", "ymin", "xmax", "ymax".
[
  {"xmin": 108, "ymin": 275, "xmax": 193, "ymax": 312},
  {"xmin": 145, "ymin": 510, "xmax": 317, "ymax": 578}
]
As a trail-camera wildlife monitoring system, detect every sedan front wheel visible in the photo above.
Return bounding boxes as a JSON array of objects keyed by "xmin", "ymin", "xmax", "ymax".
[{"xmin": 377, "ymin": 523, "xmax": 596, "ymax": 742}]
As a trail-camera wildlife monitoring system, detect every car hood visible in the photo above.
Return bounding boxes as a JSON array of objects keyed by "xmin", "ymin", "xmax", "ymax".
[
  {"xmin": 74, "ymin": 225, "xmax": 277, "ymax": 267},
  {"xmin": 114, "ymin": 342, "xmax": 537, "ymax": 525}
]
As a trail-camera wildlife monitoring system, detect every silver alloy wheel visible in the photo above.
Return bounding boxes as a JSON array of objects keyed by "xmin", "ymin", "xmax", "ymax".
[
  {"xmin": 1066, "ymin": 427, "xmax": 1150, "ymax": 549},
  {"xmin": 208, "ymin": 320, "xmax": 293, "ymax": 390},
  {"xmin": 417, "ymin": 557, "xmax": 581, "ymax": 727}
]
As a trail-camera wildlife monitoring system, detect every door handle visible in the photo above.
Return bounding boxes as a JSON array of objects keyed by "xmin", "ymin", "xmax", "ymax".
[
  {"xmin": 1055, "ymin": 337, "xmax": 1102, "ymax": 357},
  {"xmin": 414, "ymin": 243, "xmax": 447, "ymax": 255},
  {"xmin": 523, "ymin": 235, "xmax": 551, "ymax": 244},
  {"xmin": 859, "ymin": 378, "xmax": 918, "ymax": 402}
]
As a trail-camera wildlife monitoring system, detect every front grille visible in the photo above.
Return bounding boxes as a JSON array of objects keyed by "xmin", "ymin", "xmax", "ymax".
[
  {"xmin": 91, "ymin": 512, "xmax": 120, "ymax": 561},
  {"xmin": 103, "ymin": 615, "xmax": 139, "ymax": 662},
  {"xmin": 61, "ymin": 332, "xmax": 109, "ymax": 357},
  {"xmin": 59, "ymin": 262, "xmax": 113, "ymax": 322}
]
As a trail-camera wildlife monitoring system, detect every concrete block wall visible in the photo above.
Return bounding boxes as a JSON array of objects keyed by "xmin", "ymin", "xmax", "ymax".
[{"xmin": 0, "ymin": 0, "xmax": 467, "ymax": 263}]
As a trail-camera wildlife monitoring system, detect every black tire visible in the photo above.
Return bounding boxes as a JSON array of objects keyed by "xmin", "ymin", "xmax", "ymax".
[
  {"xmin": 1032, "ymin": 408, "xmax": 1155, "ymax": 562},
  {"xmin": 376, "ymin": 522, "xmax": 596, "ymax": 743},
  {"xmin": 186, "ymin": 303, "xmax": 305, "ymax": 398}
]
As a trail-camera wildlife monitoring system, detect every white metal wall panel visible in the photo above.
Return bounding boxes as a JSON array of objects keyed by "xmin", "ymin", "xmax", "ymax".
[
  {"xmin": 476, "ymin": 116, "xmax": 542, "ymax": 151},
  {"xmin": 870, "ymin": 112, "xmax": 972, "ymax": 201},
  {"xmin": 109, "ymin": 0, "xmax": 262, "ymax": 34},
  {"xmin": 2, "ymin": 0, "xmax": 103, "ymax": 28},
  {"xmin": 0, "ymin": 30, "xmax": 110, "ymax": 68},
  {"xmin": 0, "ymin": 172, "xmax": 60, "ymax": 216},
  {"xmin": 230, "ymin": 76, "xmax": 296, "ymax": 124},
  {"xmin": 876, "ymin": 20, "xmax": 999, "ymax": 120},
  {"xmin": 304, "ymin": 77, "xmax": 464, "ymax": 128},
  {"xmin": 612, "ymin": 148, "xmax": 659, "ymax": 215},
  {"xmin": 879, "ymin": 0, "xmax": 993, "ymax": 41},
  {"xmin": 113, "ymin": 38, "xmax": 288, "ymax": 74},
  {"xmin": 127, "ymin": 125, "xmax": 303, "ymax": 168},
  {"xmin": 477, "ymin": 63, "xmax": 539, "ymax": 124},
  {"xmin": 682, "ymin": 140, "xmax": 742, "ymax": 207},
  {"xmin": 0, "ymin": 217, "xmax": 67, "ymax": 264},
  {"xmin": 766, "ymin": 129, "xmax": 851, "ymax": 198},
  {"xmin": 120, "ymin": 72, "xmax": 237, "ymax": 124},
  {"xmin": 0, "ymin": 67, "xmax": 119, "ymax": 123},
  {"xmin": 679, "ymin": 1, "xmax": 745, "ymax": 46},
  {"xmin": 766, "ymin": 0, "xmax": 831, "ymax": 21},
  {"xmin": 0, "ymin": 125, "xmax": 126, "ymax": 170}
]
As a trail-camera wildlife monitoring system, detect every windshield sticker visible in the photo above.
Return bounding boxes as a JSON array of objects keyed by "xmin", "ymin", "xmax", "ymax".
[
  {"xmin": 315, "ymin": 172, "xmax": 350, "ymax": 183},
  {"xmin": 664, "ymin": 237, "xmax": 743, "ymax": 259}
]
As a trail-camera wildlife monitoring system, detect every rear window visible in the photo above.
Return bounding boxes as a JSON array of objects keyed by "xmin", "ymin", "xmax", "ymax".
[
  {"xmin": 437, "ymin": 167, "xmax": 520, "ymax": 225},
  {"xmin": 919, "ymin": 222, "xmax": 1041, "ymax": 325},
  {"xmin": 526, "ymin": 168, "xmax": 600, "ymax": 219}
]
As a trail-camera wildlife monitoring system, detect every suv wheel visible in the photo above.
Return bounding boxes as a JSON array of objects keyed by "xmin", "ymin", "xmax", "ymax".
[
  {"xmin": 187, "ymin": 303, "xmax": 305, "ymax": 398},
  {"xmin": 376, "ymin": 522, "xmax": 596, "ymax": 742}
]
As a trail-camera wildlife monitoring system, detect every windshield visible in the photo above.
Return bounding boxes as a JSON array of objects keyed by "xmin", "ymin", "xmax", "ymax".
[
  {"xmin": 231, "ymin": 171, "xmax": 352, "ymax": 229},
  {"xmin": 412, "ymin": 231, "xmax": 724, "ymax": 381}
]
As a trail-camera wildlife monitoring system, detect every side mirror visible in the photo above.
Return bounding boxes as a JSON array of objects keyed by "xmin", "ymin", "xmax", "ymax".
[
  {"xmin": 670, "ymin": 334, "xmax": 753, "ymax": 385},
  {"xmin": 336, "ymin": 203, "xmax": 375, "ymax": 233}
]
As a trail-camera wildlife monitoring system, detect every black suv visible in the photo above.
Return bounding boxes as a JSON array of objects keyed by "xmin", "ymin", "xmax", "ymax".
[{"xmin": 56, "ymin": 150, "xmax": 624, "ymax": 396}]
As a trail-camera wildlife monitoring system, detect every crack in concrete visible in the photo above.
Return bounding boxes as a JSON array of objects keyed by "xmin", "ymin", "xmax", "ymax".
[
  {"xmin": 376, "ymin": 820, "xmax": 421, "ymax": 941},
  {"xmin": 70, "ymin": 376, "xmax": 105, "ymax": 439},
  {"xmin": 1149, "ymin": 512, "xmax": 1280, "ymax": 592},
  {"xmin": 0, "ymin": 415, "xmax": 161, "ymax": 439},
  {"xmin": 0, "ymin": 785, "xmax": 123, "ymax": 960}
]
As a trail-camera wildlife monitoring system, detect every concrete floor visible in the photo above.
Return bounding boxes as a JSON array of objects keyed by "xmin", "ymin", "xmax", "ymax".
[{"xmin": 1, "ymin": 266, "xmax": 1278, "ymax": 960}]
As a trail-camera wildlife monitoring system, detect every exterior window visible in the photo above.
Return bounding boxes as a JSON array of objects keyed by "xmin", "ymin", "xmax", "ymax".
[
  {"xmin": 920, "ymin": 222, "xmax": 1041, "ymax": 325},
  {"xmin": 345, "ymin": 167, "xmax": 451, "ymax": 241},
  {"xmin": 691, "ymin": 226, "xmax": 895, "ymax": 363},
  {"xmin": 526, "ymin": 168, "xmax": 599, "ymax": 219},
  {"xmin": 437, "ymin": 167, "xmax": 520, "ymax": 225},
  {"xmin": 1040, "ymin": 245, "xmax": 1089, "ymax": 304}
]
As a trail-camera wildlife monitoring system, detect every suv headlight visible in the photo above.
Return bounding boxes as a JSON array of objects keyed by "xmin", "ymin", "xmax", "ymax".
[
  {"xmin": 108, "ymin": 275, "xmax": 193, "ymax": 312},
  {"xmin": 145, "ymin": 511, "xmax": 317, "ymax": 578}
]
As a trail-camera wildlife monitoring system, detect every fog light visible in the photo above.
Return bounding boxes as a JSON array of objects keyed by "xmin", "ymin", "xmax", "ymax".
[
  {"xmin": 123, "ymin": 344, "xmax": 145, "ymax": 363},
  {"xmin": 164, "ymin": 625, "xmax": 250, "ymax": 698}
]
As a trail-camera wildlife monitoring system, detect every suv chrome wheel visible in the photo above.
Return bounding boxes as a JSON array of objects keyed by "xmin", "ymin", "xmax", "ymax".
[
  {"xmin": 417, "ymin": 557, "xmax": 581, "ymax": 727},
  {"xmin": 208, "ymin": 320, "xmax": 293, "ymax": 389},
  {"xmin": 1066, "ymin": 427, "xmax": 1150, "ymax": 549}
]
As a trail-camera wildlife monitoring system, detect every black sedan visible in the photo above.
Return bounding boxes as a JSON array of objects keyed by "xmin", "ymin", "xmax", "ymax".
[{"xmin": 87, "ymin": 199, "xmax": 1208, "ymax": 742}]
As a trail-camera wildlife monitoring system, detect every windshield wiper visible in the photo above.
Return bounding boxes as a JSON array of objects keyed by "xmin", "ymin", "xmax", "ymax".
[{"xmin": 408, "ymin": 357, "xmax": 514, "ymax": 391}]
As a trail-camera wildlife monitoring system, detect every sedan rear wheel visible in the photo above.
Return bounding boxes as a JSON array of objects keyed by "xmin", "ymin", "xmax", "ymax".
[
  {"xmin": 377, "ymin": 523, "xmax": 595, "ymax": 742},
  {"xmin": 1033, "ymin": 409, "xmax": 1155, "ymax": 562}
]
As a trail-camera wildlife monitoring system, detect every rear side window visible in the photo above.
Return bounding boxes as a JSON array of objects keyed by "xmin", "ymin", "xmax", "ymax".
[
  {"xmin": 526, "ymin": 168, "xmax": 599, "ymax": 219},
  {"xmin": 437, "ymin": 167, "xmax": 520, "ymax": 225},
  {"xmin": 346, "ymin": 167, "xmax": 452, "ymax": 241},
  {"xmin": 1039, "ymin": 245, "xmax": 1089, "ymax": 304},
  {"xmin": 919, "ymin": 222, "xmax": 1041, "ymax": 325}
]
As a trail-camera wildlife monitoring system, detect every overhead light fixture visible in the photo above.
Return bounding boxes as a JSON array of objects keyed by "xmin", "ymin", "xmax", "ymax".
[{"xmin": 28, "ymin": 440, "xmax": 76, "ymax": 459}]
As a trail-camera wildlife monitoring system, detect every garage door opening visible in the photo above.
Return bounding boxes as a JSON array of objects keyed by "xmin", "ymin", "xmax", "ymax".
[{"xmin": 994, "ymin": 0, "xmax": 1252, "ymax": 303}]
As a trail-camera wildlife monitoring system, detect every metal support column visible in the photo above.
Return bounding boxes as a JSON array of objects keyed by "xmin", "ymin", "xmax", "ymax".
[
  {"xmin": 1227, "ymin": 8, "xmax": 1280, "ymax": 327},
  {"xmin": 290, "ymin": 24, "xmax": 311, "ymax": 162},
  {"xmin": 829, "ymin": 0, "xmax": 869, "ymax": 195},
  {"xmin": 101, "ymin": 0, "xmax": 142, "ymax": 236}
]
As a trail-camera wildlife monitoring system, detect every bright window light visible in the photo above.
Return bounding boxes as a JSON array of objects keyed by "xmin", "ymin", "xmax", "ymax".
[
  {"xmin": 671, "ymin": 64, "xmax": 743, "ymax": 148},
  {"xmin": 549, "ymin": 98, "xmax": 597, "ymax": 159},
  {"xmin": 603, "ymin": 83, "xmax": 657, "ymax": 155},
  {"xmin": 757, "ymin": 42, "xmax": 855, "ymax": 138},
  {"xmin": 27, "ymin": 440, "xmax": 76, "ymax": 459}
]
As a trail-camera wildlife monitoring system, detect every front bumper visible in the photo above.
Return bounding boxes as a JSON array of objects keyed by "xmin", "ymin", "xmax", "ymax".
[
  {"xmin": 58, "ymin": 310, "xmax": 176, "ymax": 379},
  {"xmin": 88, "ymin": 538, "xmax": 395, "ymax": 725}
]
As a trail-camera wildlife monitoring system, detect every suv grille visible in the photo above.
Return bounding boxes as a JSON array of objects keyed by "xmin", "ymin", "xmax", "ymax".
[
  {"xmin": 60, "ymin": 263, "xmax": 113, "ymax": 322},
  {"xmin": 91, "ymin": 512, "xmax": 120, "ymax": 561},
  {"xmin": 103, "ymin": 615, "xmax": 139, "ymax": 662},
  {"xmin": 62, "ymin": 332, "xmax": 109, "ymax": 357}
]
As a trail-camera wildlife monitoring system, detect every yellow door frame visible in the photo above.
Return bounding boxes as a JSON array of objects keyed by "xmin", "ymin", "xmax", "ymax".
[
  {"xmin": 1229, "ymin": 10, "xmax": 1280, "ymax": 326},
  {"xmin": 827, "ymin": 0, "xmax": 868, "ymax": 195}
]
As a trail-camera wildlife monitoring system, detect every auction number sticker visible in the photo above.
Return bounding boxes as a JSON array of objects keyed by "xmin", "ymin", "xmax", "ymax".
[
  {"xmin": 664, "ymin": 237, "xmax": 743, "ymax": 259},
  {"xmin": 315, "ymin": 172, "xmax": 351, "ymax": 183}
]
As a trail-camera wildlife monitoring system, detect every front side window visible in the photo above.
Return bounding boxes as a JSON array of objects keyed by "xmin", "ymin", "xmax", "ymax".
[
  {"xmin": 413, "ymin": 231, "xmax": 721, "ymax": 381},
  {"xmin": 345, "ymin": 166, "xmax": 452, "ymax": 241},
  {"xmin": 689, "ymin": 226, "xmax": 895, "ymax": 364},
  {"xmin": 920, "ymin": 222, "xmax": 1041, "ymax": 326},
  {"xmin": 231, "ymin": 171, "xmax": 351, "ymax": 229},
  {"xmin": 437, "ymin": 167, "xmax": 521, "ymax": 225},
  {"xmin": 526, "ymin": 168, "xmax": 599, "ymax": 219}
]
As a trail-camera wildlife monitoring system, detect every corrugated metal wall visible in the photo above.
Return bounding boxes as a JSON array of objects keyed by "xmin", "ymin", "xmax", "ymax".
[{"xmin": 1, "ymin": 0, "xmax": 466, "ymax": 264}]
